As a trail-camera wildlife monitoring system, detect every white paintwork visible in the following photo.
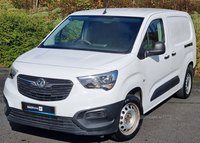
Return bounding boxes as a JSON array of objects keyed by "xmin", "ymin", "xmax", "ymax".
[
  {"xmin": 15, "ymin": 48, "xmax": 136, "ymax": 71},
  {"xmin": 71, "ymin": 8, "xmax": 176, "ymax": 17},
  {"xmin": 4, "ymin": 8, "xmax": 196, "ymax": 122}
]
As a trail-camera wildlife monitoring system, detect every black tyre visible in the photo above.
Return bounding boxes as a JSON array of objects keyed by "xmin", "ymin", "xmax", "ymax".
[
  {"xmin": 112, "ymin": 95, "xmax": 143, "ymax": 141},
  {"xmin": 176, "ymin": 67, "xmax": 193, "ymax": 99}
]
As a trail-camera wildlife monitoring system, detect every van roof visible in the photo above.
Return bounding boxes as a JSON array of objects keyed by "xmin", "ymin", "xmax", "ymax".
[{"xmin": 71, "ymin": 8, "xmax": 184, "ymax": 18}]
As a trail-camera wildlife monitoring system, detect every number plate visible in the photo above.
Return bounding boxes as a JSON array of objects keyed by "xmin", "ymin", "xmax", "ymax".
[{"xmin": 22, "ymin": 102, "xmax": 55, "ymax": 116}]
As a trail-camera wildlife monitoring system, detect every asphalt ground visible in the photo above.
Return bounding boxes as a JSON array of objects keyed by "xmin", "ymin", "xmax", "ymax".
[{"xmin": 0, "ymin": 67, "xmax": 200, "ymax": 143}]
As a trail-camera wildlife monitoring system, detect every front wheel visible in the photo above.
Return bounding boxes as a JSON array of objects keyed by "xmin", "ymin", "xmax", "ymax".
[{"xmin": 112, "ymin": 95, "xmax": 143, "ymax": 141}]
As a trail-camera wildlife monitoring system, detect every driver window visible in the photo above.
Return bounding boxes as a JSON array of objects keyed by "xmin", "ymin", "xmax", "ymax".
[
  {"xmin": 148, "ymin": 19, "xmax": 165, "ymax": 49},
  {"xmin": 138, "ymin": 19, "xmax": 165, "ymax": 59}
]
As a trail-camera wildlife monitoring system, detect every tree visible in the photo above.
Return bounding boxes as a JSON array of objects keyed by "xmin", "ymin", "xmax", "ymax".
[{"xmin": 33, "ymin": 0, "xmax": 39, "ymax": 9}]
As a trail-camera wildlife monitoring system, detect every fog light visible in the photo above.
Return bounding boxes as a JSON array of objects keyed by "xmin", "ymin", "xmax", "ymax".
[{"xmin": 85, "ymin": 111, "xmax": 106, "ymax": 120}]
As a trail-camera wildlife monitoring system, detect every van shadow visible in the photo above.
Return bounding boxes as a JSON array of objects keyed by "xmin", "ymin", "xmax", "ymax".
[
  {"xmin": 10, "ymin": 122, "xmax": 111, "ymax": 143},
  {"xmin": 143, "ymin": 96, "xmax": 173, "ymax": 116}
]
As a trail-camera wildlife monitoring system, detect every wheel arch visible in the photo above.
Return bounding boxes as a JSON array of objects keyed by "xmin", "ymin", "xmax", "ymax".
[
  {"xmin": 188, "ymin": 61, "xmax": 195, "ymax": 77},
  {"xmin": 127, "ymin": 87, "xmax": 143, "ymax": 105},
  {"xmin": 179, "ymin": 50, "xmax": 195, "ymax": 88}
]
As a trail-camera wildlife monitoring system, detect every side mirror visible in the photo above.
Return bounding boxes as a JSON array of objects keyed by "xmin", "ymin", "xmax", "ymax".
[{"xmin": 145, "ymin": 42, "xmax": 165, "ymax": 57}]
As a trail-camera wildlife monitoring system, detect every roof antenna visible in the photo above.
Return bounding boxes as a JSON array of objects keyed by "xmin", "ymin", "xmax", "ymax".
[{"xmin": 103, "ymin": 1, "xmax": 110, "ymax": 14}]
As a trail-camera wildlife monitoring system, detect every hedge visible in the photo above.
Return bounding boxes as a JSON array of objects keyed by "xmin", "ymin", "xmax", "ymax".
[
  {"xmin": 191, "ymin": 12, "xmax": 200, "ymax": 73},
  {"xmin": 0, "ymin": 4, "xmax": 61, "ymax": 67},
  {"xmin": 0, "ymin": 2, "xmax": 200, "ymax": 73},
  {"xmin": 10, "ymin": 0, "xmax": 200, "ymax": 15}
]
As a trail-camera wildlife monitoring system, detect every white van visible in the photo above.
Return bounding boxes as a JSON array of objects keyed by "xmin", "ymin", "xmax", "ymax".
[{"xmin": 3, "ymin": 8, "xmax": 196, "ymax": 141}]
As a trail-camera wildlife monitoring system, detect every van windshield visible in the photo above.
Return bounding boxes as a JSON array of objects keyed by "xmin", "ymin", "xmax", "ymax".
[{"xmin": 40, "ymin": 16, "xmax": 143, "ymax": 53}]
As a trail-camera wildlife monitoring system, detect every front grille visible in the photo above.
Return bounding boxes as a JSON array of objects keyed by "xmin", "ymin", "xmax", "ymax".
[
  {"xmin": 17, "ymin": 74, "xmax": 73, "ymax": 101},
  {"xmin": 7, "ymin": 108, "xmax": 87, "ymax": 135}
]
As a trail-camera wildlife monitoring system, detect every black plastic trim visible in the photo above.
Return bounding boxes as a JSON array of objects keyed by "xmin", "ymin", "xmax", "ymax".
[
  {"xmin": 184, "ymin": 42, "xmax": 193, "ymax": 48},
  {"xmin": 172, "ymin": 52, "xmax": 176, "ymax": 56},
  {"xmin": 192, "ymin": 66, "xmax": 196, "ymax": 77},
  {"xmin": 5, "ymin": 99, "xmax": 124, "ymax": 136},
  {"xmin": 7, "ymin": 108, "xmax": 88, "ymax": 135},
  {"xmin": 164, "ymin": 55, "xmax": 170, "ymax": 59},
  {"xmin": 190, "ymin": 65, "xmax": 196, "ymax": 77},
  {"xmin": 4, "ymin": 107, "xmax": 10, "ymax": 116},
  {"xmin": 151, "ymin": 76, "xmax": 180, "ymax": 101},
  {"xmin": 3, "ymin": 94, "xmax": 11, "ymax": 116},
  {"xmin": 73, "ymin": 100, "xmax": 124, "ymax": 135}
]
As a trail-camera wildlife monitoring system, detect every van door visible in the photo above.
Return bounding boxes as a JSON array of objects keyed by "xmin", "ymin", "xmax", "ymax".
[
  {"xmin": 138, "ymin": 15, "xmax": 173, "ymax": 111},
  {"xmin": 166, "ymin": 16, "xmax": 192, "ymax": 81}
]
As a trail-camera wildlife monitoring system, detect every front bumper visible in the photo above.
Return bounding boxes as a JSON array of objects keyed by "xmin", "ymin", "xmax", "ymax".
[{"xmin": 4, "ymin": 95, "xmax": 123, "ymax": 135}]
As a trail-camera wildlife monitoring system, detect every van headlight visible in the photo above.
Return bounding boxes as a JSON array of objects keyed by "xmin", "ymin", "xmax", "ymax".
[
  {"xmin": 8, "ymin": 66, "xmax": 18, "ymax": 79},
  {"xmin": 77, "ymin": 71, "xmax": 118, "ymax": 91}
]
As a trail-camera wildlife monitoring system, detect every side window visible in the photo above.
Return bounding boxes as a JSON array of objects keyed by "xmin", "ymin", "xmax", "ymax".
[
  {"xmin": 148, "ymin": 19, "xmax": 165, "ymax": 49},
  {"xmin": 138, "ymin": 19, "xmax": 165, "ymax": 59}
]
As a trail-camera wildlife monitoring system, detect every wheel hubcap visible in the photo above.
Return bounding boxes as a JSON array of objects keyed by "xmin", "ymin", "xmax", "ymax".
[
  {"xmin": 185, "ymin": 73, "xmax": 192, "ymax": 95},
  {"xmin": 119, "ymin": 103, "xmax": 140, "ymax": 135}
]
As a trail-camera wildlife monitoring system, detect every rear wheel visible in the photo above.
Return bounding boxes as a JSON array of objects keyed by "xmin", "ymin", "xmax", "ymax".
[
  {"xmin": 176, "ymin": 66, "xmax": 193, "ymax": 99},
  {"xmin": 112, "ymin": 95, "xmax": 143, "ymax": 141}
]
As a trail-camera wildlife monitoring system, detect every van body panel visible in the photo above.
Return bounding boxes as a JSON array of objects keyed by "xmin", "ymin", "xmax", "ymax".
[
  {"xmin": 135, "ymin": 13, "xmax": 173, "ymax": 113},
  {"xmin": 15, "ymin": 48, "xmax": 136, "ymax": 71},
  {"xmin": 4, "ymin": 62, "xmax": 128, "ymax": 117}
]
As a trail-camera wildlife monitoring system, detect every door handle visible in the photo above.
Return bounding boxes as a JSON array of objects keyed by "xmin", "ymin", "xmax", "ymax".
[
  {"xmin": 172, "ymin": 52, "xmax": 176, "ymax": 56},
  {"xmin": 164, "ymin": 55, "xmax": 170, "ymax": 59}
]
